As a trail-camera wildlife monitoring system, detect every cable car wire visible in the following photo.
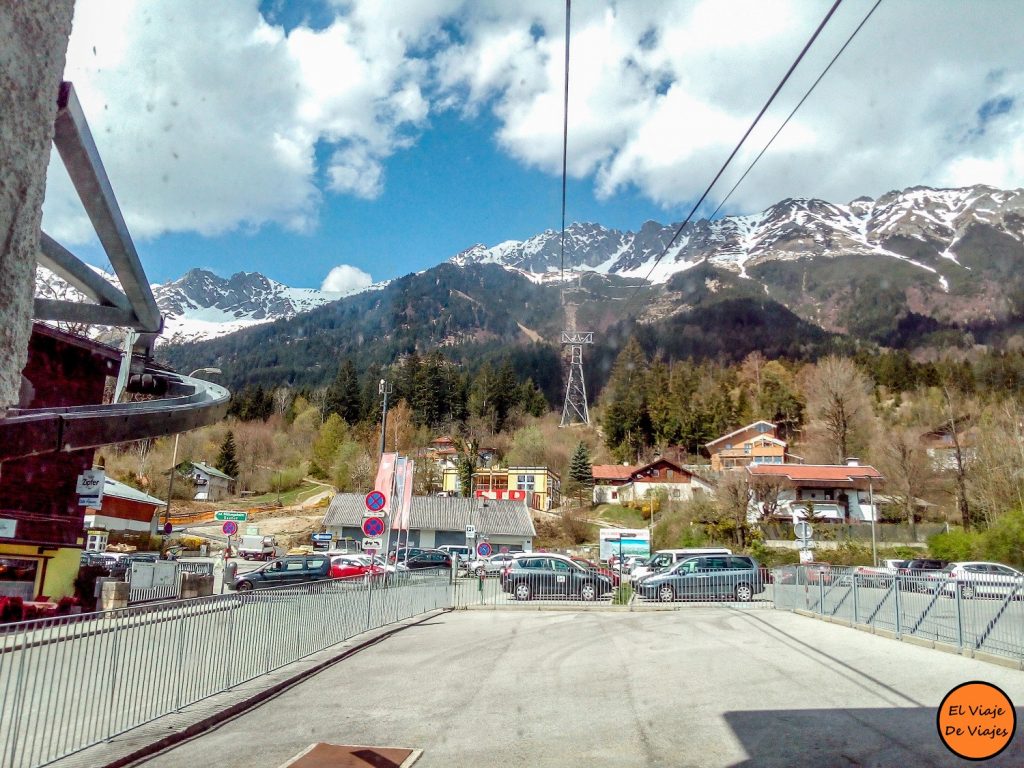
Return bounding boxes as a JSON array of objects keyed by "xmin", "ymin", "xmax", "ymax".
[
  {"xmin": 625, "ymin": 0, "xmax": 844, "ymax": 304},
  {"xmin": 559, "ymin": 0, "xmax": 572, "ymax": 302}
]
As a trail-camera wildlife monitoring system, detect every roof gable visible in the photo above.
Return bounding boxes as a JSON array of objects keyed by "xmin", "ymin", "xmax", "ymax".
[
  {"xmin": 747, "ymin": 464, "xmax": 883, "ymax": 484},
  {"xmin": 191, "ymin": 461, "xmax": 234, "ymax": 481},
  {"xmin": 705, "ymin": 421, "xmax": 777, "ymax": 449}
]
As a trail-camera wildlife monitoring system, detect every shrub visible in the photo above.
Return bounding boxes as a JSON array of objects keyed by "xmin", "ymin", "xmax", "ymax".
[
  {"xmin": 269, "ymin": 466, "xmax": 305, "ymax": 493},
  {"xmin": 928, "ymin": 528, "xmax": 982, "ymax": 562},
  {"xmin": 0, "ymin": 596, "xmax": 24, "ymax": 623},
  {"xmin": 74, "ymin": 565, "xmax": 107, "ymax": 612},
  {"xmin": 978, "ymin": 510, "xmax": 1024, "ymax": 569}
]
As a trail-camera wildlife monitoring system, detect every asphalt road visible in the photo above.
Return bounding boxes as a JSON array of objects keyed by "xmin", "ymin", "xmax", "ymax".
[{"xmin": 137, "ymin": 608, "xmax": 1024, "ymax": 768}]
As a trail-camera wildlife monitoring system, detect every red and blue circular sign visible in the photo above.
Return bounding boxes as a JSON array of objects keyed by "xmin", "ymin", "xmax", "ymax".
[
  {"xmin": 362, "ymin": 516, "xmax": 385, "ymax": 537},
  {"xmin": 477, "ymin": 541, "xmax": 492, "ymax": 557},
  {"xmin": 365, "ymin": 490, "xmax": 387, "ymax": 512},
  {"xmin": 222, "ymin": 521, "xmax": 238, "ymax": 536}
]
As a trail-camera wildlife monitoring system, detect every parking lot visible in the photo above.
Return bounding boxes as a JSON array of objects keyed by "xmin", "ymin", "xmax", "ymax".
[{"xmin": 137, "ymin": 608, "xmax": 1024, "ymax": 768}]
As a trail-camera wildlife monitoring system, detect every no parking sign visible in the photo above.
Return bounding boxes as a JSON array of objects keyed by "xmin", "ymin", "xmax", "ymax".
[{"xmin": 477, "ymin": 541, "xmax": 492, "ymax": 557}]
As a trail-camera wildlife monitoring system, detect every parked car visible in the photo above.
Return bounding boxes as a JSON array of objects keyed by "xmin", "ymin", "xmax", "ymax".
[
  {"xmin": 631, "ymin": 548, "xmax": 732, "ymax": 582},
  {"xmin": 80, "ymin": 552, "xmax": 117, "ymax": 571},
  {"xmin": 773, "ymin": 562, "xmax": 833, "ymax": 586},
  {"xmin": 501, "ymin": 553, "xmax": 613, "ymax": 601},
  {"xmin": 853, "ymin": 565, "xmax": 893, "ymax": 588},
  {"xmin": 395, "ymin": 549, "xmax": 452, "ymax": 571},
  {"xmin": 637, "ymin": 555, "xmax": 764, "ymax": 602},
  {"xmin": 389, "ymin": 547, "xmax": 427, "ymax": 564},
  {"xmin": 897, "ymin": 558, "xmax": 949, "ymax": 592},
  {"xmin": 330, "ymin": 555, "xmax": 383, "ymax": 580},
  {"xmin": 881, "ymin": 559, "xmax": 910, "ymax": 572},
  {"xmin": 229, "ymin": 555, "xmax": 331, "ymax": 591},
  {"xmin": 437, "ymin": 545, "xmax": 472, "ymax": 564},
  {"xmin": 466, "ymin": 552, "xmax": 517, "ymax": 577},
  {"xmin": 930, "ymin": 562, "xmax": 1024, "ymax": 599},
  {"xmin": 571, "ymin": 557, "xmax": 620, "ymax": 586}
]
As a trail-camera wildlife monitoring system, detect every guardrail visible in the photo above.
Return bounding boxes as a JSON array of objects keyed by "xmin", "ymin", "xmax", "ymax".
[
  {"xmin": 0, "ymin": 571, "xmax": 451, "ymax": 768},
  {"xmin": 772, "ymin": 566, "xmax": 1024, "ymax": 664}
]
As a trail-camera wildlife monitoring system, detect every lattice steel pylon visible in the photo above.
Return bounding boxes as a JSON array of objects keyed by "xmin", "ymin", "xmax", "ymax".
[{"xmin": 560, "ymin": 330, "xmax": 593, "ymax": 427}]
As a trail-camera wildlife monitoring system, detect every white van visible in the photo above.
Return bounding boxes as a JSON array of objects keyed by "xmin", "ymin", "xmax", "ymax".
[{"xmin": 631, "ymin": 548, "xmax": 732, "ymax": 582}]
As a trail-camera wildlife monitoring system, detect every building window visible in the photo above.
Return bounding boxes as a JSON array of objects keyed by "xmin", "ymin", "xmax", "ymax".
[
  {"xmin": 516, "ymin": 475, "xmax": 535, "ymax": 491},
  {"xmin": 0, "ymin": 557, "xmax": 39, "ymax": 601},
  {"xmin": 744, "ymin": 444, "xmax": 751, "ymax": 454},
  {"xmin": 725, "ymin": 443, "xmax": 732, "ymax": 450}
]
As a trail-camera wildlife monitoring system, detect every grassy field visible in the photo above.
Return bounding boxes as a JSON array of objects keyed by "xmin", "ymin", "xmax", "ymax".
[
  {"xmin": 230, "ymin": 481, "xmax": 327, "ymax": 507},
  {"xmin": 595, "ymin": 503, "xmax": 648, "ymax": 529}
]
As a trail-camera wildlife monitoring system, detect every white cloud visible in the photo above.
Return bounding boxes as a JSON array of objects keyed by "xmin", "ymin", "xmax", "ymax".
[
  {"xmin": 321, "ymin": 264, "xmax": 373, "ymax": 293},
  {"xmin": 43, "ymin": 0, "xmax": 1024, "ymax": 249}
]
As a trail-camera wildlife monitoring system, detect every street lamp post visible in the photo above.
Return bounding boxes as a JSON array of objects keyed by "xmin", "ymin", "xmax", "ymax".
[
  {"xmin": 164, "ymin": 367, "xmax": 222, "ymax": 533},
  {"xmin": 378, "ymin": 379, "xmax": 393, "ymax": 456}
]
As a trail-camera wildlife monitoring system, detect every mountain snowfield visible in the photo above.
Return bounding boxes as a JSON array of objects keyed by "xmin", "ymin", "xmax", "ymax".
[
  {"xmin": 34, "ymin": 266, "xmax": 359, "ymax": 345},
  {"xmin": 452, "ymin": 184, "xmax": 1024, "ymax": 291},
  {"xmin": 34, "ymin": 184, "xmax": 1024, "ymax": 344}
]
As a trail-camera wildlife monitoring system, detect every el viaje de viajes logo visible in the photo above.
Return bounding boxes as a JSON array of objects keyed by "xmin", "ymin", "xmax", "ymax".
[{"xmin": 937, "ymin": 681, "xmax": 1017, "ymax": 761}]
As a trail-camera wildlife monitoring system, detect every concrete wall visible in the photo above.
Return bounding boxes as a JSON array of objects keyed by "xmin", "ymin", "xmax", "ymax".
[{"xmin": 0, "ymin": 2, "xmax": 75, "ymax": 409}]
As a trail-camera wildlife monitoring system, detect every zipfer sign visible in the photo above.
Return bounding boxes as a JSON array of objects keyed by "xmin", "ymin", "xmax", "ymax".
[{"xmin": 937, "ymin": 681, "xmax": 1016, "ymax": 760}]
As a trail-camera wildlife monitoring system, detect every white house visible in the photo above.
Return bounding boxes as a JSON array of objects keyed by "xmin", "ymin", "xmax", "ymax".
[{"xmin": 747, "ymin": 460, "xmax": 884, "ymax": 523}]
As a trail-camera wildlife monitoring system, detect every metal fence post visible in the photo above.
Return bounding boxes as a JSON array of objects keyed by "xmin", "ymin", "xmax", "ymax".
[
  {"xmin": 852, "ymin": 575, "xmax": 859, "ymax": 624},
  {"xmin": 954, "ymin": 584, "xmax": 964, "ymax": 650},
  {"xmin": 818, "ymin": 579, "xmax": 825, "ymax": 615},
  {"xmin": 893, "ymin": 577, "xmax": 902, "ymax": 638}
]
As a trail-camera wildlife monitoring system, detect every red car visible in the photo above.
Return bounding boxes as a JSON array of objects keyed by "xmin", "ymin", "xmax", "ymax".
[
  {"xmin": 571, "ymin": 558, "xmax": 620, "ymax": 587},
  {"xmin": 330, "ymin": 555, "xmax": 383, "ymax": 580}
]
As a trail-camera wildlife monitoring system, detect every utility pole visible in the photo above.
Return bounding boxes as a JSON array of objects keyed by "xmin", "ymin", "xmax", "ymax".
[
  {"xmin": 560, "ymin": 331, "xmax": 593, "ymax": 426},
  {"xmin": 378, "ymin": 378, "xmax": 393, "ymax": 457}
]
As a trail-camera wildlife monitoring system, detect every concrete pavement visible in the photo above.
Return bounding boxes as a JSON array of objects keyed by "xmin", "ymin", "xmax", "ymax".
[{"xmin": 135, "ymin": 608, "xmax": 1024, "ymax": 768}]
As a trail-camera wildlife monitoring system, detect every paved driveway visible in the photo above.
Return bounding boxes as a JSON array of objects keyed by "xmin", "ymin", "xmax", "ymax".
[{"xmin": 139, "ymin": 608, "xmax": 1024, "ymax": 768}]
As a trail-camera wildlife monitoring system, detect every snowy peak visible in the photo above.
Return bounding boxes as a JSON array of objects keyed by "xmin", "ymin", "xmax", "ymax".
[
  {"xmin": 451, "ymin": 184, "xmax": 1024, "ymax": 285},
  {"xmin": 34, "ymin": 266, "xmax": 348, "ymax": 345}
]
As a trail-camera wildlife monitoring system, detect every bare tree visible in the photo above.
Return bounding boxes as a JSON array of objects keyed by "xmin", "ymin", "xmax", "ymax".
[
  {"xmin": 879, "ymin": 427, "xmax": 934, "ymax": 538},
  {"xmin": 715, "ymin": 472, "xmax": 753, "ymax": 549},
  {"xmin": 308, "ymin": 386, "xmax": 329, "ymax": 425},
  {"xmin": 942, "ymin": 384, "xmax": 972, "ymax": 529},
  {"xmin": 272, "ymin": 386, "xmax": 292, "ymax": 417},
  {"xmin": 749, "ymin": 473, "xmax": 788, "ymax": 521},
  {"xmin": 802, "ymin": 356, "xmax": 876, "ymax": 463}
]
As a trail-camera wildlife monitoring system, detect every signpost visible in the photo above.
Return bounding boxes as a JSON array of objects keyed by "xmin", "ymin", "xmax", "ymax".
[
  {"xmin": 362, "ymin": 517, "xmax": 386, "ymax": 538},
  {"xmin": 214, "ymin": 511, "xmax": 248, "ymax": 522},
  {"xmin": 311, "ymin": 533, "xmax": 333, "ymax": 542},
  {"xmin": 222, "ymin": 521, "xmax": 238, "ymax": 536},
  {"xmin": 794, "ymin": 520, "xmax": 814, "ymax": 566},
  {"xmin": 364, "ymin": 490, "xmax": 387, "ymax": 512},
  {"xmin": 76, "ymin": 468, "xmax": 105, "ymax": 508},
  {"xmin": 362, "ymin": 538, "xmax": 383, "ymax": 551},
  {"xmin": 477, "ymin": 541, "xmax": 492, "ymax": 557}
]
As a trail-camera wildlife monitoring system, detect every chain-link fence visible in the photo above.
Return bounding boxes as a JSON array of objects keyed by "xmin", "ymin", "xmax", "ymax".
[
  {"xmin": 772, "ymin": 566, "xmax": 1024, "ymax": 664},
  {"xmin": 0, "ymin": 571, "xmax": 450, "ymax": 768}
]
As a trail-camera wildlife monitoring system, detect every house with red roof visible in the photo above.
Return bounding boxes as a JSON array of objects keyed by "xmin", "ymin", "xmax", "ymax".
[
  {"xmin": 747, "ymin": 459, "xmax": 884, "ymax": 523},
  {"xmin": 592, "ymin": 458, "xmax": 713, "ymax": 505}
]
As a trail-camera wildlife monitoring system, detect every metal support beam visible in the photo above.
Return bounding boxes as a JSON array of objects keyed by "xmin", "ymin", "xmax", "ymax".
[
  {"xmin": 560, "ymin": 330, "xmax": 592, "ymax": 427},
  {"xmin": 52, "ymin": 82, "xmax": 162, "ymax": 333},
  {"xmin": 37, "ymin": 232, "xmax": 131, "ymax": 310},
  {"xmin": 33, "ymin": 299, "xmax": 136, "ymax": 327}
]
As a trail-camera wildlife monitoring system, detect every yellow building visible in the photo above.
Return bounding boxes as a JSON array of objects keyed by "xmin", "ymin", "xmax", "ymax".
[{"xmin": 441, "ymin": 466, "xmax": 561, "ymax": 511}]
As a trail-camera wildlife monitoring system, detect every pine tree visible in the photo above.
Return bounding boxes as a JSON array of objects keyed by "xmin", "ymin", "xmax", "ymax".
[
  {"xmin": 325, "ymin": 359, "xmax": 362, "ymax": 424},
  {"xmin": 215, "ymin": 431, "xmax": 239, "ymax": 478},
  {"xmin": 568, "ymin": 442, "xmax": 594, "ymax": 509}
]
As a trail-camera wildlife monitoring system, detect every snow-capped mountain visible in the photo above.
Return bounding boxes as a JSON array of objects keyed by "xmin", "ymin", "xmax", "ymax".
[
  {"xmin": 452, "ymin": 185, "xmax": 1024, "ymax": 292},
  {"xmin": 152, "ymin": 269, "xmax": 349, "ymax": 344},
  {"xmin": 34, "ymin": 266, "xmax": 353, "ymax": 345}
]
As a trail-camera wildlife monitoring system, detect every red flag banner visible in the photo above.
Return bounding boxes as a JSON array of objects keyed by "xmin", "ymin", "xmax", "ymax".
[{"xmin": 391, "ymin": 457, "xmax": 415, "ymax": 531}]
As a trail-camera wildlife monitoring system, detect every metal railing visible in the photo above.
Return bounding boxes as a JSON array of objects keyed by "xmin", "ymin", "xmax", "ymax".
[
  {"xmin": 772, "ymin": 566, "xmax": 1024, "ymax": 663},
  {"xmin": 0, "ymin": 571, "xmax": 451, "ymax": 768},
  {"xmin": 124, "ymin": 561, "xmax": 216, "ymax": 604}
]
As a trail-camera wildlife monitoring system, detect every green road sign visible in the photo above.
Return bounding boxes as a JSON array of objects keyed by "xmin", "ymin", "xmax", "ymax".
[{"xmin": 214, "ymin": 511, "xmax": 248, "ymax": 522}]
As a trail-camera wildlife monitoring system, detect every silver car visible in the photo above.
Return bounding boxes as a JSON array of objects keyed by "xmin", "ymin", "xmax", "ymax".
[{"xmin": 466, "ymin": 552, "xmax": 516, "ymax": 577}]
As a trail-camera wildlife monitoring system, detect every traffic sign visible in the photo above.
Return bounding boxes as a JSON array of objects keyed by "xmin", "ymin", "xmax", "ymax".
[
  {"xmin": 362, "ymin": 516, "xmax": 385, "ymax": 537},
  {"xmin": 311, "ymin": 533, "xmax": 333, "ymax": 542},
  {"xmin": 362, "ymin": 537, "xmax": 383, "ymax": 550},
  {"xmin": 365, "ymin": 490, "xmax": 387, "ymax": 512},
  {"xmin": 465, "ymin": 524, "xmax": 476, "ymax": 537},
  {"xmin": 222, "ymin": 521, "xmax": 238, "ymax": 536},
  {"xmin": 794, "ymin": 520, "xmax": 813, "ymax": 541},
  {"xmin": 214, "ymin": 511, "xmax": 248, "ymax": 522},
  {"xmin": 500, "ymin": 546, "xmax": 509, "ymax": 554},
  {"xmin": 477, "ymin": 541, "xmax": 492, "ymax": 557}
]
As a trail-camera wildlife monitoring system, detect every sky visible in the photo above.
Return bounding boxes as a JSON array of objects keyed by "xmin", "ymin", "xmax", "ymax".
[{"xmin": 41, "ymin": 0, "xmax": 1024, "ymax": 292}]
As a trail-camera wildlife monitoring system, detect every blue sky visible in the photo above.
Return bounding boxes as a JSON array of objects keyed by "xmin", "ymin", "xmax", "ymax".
[{"xmin": 42, "ymin": 0, "xmax": 1024, "ymax": 292}]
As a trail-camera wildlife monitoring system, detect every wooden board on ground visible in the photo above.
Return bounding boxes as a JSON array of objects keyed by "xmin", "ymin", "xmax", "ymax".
[{"xmin": 279, "ymin": 743, "xmax": 422, "ymax": 768}]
